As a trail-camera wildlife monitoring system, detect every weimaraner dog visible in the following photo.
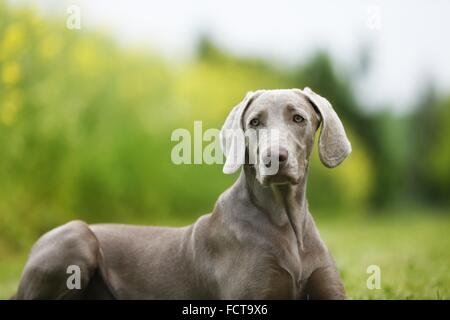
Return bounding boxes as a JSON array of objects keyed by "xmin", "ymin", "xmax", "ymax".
[{"xmin": 13, "ymin": 87, "xmax": 351, "ymax": 299}]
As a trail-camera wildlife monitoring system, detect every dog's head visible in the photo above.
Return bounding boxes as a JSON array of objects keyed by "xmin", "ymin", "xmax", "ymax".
[{"xmin": 220, "ymin": 88, "xmax": 351, "ymax": 186}]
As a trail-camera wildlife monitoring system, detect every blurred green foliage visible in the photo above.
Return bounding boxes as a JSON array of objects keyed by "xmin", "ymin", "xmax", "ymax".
[{"xmin": 0, "ymin": 2, "xmax": 448, "ymax": 257}]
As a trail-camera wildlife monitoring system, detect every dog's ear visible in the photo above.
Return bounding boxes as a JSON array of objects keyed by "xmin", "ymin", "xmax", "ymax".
[
  {"xmin": 301, "ymin": 87, "xmax": 352, "ymax": 168},
  {"xmin": 220, "ymin": 91, "xmax": 260, "ymax": 174}
]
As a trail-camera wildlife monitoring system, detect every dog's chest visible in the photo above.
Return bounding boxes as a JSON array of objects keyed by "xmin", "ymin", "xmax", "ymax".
[{"xmin": 215, "ymin": 240, "xmax": 312, "ymax": 299}]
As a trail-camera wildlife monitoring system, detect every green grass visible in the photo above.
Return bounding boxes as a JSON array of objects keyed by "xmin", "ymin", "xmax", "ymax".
[
  {"xmin": 0, "ymin": 211, "xmax": 449, "ymax": 299},
  {"xmin": 318, "ymin": 212, "xmax": 450, "ymax": 299}
]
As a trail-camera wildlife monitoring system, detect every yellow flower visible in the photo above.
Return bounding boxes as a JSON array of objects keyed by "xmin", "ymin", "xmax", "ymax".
[
  {"xmin": 0, "ymin": 90, "xmax": 22, "ymax": 126},
  {"xmin": 0, "ymin": 23, "xmax": 26, "ymax": 60},
  {"xmin": 72, "ymin": 40, "xmax": 98, "ymax": 75},
  {"xmin": 2, "ymin": 62, "xmax": 21, "ymax": 86}
]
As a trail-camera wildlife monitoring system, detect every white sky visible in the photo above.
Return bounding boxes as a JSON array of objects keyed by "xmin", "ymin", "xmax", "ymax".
[{"xmin": 12, "ymin": 0, "xmax": 450, "ymax": 113}]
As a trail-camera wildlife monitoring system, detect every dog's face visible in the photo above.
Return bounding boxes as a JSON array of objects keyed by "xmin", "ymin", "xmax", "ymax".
[
  {"xmin": 242, "ymin": 90, "xmax": 320, "ymax": 185},
  {"xmin": 220, "ymin": 88, "xmax": 352, "ymax": 186}
]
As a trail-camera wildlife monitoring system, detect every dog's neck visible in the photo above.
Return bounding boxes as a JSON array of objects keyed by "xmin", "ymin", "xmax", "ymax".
[{"xmin": 240, "ymin": 165, "xmax": 309, "ymax": 252}]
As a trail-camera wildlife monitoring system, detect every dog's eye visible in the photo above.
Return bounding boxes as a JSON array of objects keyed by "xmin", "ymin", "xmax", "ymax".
[
  {"xmin": 293, "ymin": 114, "xmax": 304, "ymax": 123},
  {"xmin": 250, "ymin": 118, "xmax": 260, "ymax": 127}
]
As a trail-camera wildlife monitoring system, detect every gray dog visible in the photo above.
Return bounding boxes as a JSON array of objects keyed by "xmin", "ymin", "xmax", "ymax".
[{"xmin": 13, "ymin": 87, "xmax": 351, "ymax": 299}]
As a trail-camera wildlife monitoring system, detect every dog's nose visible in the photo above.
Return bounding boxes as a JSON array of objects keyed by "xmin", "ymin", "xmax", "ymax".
[
  {"xmin": 263, "ymin": 148, "xmax": 289, "ymax": 168},
  {"xmin": 278, "ymin": 149, "xmax": 288, "ymax": 164}
]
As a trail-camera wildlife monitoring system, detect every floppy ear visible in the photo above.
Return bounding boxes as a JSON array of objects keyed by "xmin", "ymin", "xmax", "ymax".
[
  {"xmin": 220, "ymin": 91, "xmax": 259, "ymax": 174},
  {"xmin": 302, "ymin": 87, "xmax": 352, "ymax": 168}
]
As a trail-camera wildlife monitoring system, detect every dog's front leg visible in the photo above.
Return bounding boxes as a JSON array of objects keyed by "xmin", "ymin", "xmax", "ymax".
[{"xmin": 304, "ymin": 265, "xmax": 346, "ymax": 300}]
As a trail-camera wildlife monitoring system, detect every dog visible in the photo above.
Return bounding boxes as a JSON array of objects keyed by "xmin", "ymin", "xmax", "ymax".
[{"xmin": 13, "ymin": 87, "xmax": 351, "ymax": 299}]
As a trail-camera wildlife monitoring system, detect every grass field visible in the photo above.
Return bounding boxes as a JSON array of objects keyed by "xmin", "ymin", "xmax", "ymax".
[
  {"xmin": 0, "ymin": 210, "xmax": 449, "ymax": 300},
  {"xmin": 320, "ymin": 211, "xmax": 450, "ymax": 299}
]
